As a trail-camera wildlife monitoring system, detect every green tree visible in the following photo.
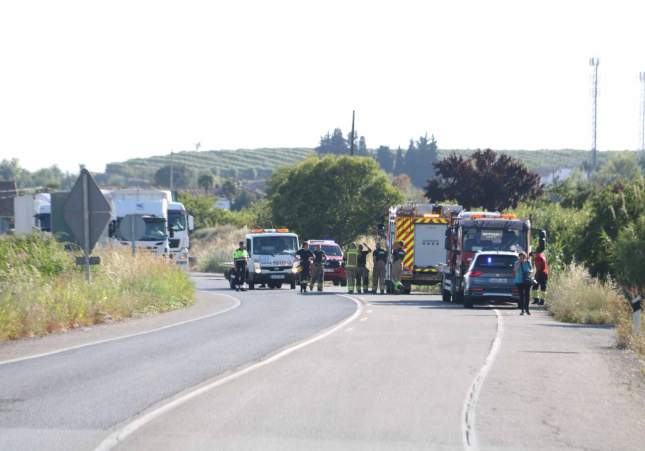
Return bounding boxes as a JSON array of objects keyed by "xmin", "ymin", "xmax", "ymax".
[
  {"xmin": 231, "ymin": 189, "xmax": 259, "ymax": 211},
  {"xmin": 316, "ymin": 128, "xmax": 349, "ymax": 155},
  {"xmin": 154, "ymin": 164, "xmax": 194, "ymax": 189},
  {"xmin": 612, "ymin": 215, "xmax": 645, "ymax": 295},
  {"xmin": 593, "ymin": 153, "xmax": 643, "ymax": 186},
  {"xmin": 220, "ymin": 179, "xmax": 238, "ymax": 202},
  {"xmin": 268, "ymin": 156, "xmax": 403, "ymax": 244},
  {"xmin": 393, "ymin": 147, "xmax": 405, "ymax": 175},
  {"xmin": 375, "ymin": 146, "xmax": 395, "ymax": 173},
  {"xmin": 198, "ymin": 173, "xmax": 215, "ymax": 193},
  {"xmin": 402, "ymin": 134, "xmax": 439, "ymax": 187}
]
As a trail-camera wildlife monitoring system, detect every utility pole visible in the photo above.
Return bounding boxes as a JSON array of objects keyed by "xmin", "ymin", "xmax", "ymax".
[
  {"xmin": 350, "ymin": 110, "xmax": 355, "ymax": 156},
  {"xmin": 640, "ymin": 72, "xmax": 645, "ymax": 157},
  {"xmin": 169, "ymin": 150, "xmax": 175, "ymax": 192},
  {"xmin": 590, "ymin": 57, "xmax": 600, "ymax": 172}
]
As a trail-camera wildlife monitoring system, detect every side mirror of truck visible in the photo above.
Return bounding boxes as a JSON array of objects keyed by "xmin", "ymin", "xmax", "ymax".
[{"xmin": 188, "ymin": 215, "xmax": 195, "ymax": 232}]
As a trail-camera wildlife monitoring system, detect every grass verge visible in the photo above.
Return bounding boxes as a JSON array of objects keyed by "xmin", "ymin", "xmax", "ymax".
[
  {"xmin": 548, "ymin": 263, "xmax": 645, "ymax": 357},
  {"xmin": 0, "ymin": 235, "xmax": 195, "ymax": 341}
]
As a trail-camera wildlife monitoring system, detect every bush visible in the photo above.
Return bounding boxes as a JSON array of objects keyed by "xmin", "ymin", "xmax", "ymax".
[
  {"xmin": 0, "ymin": 237, "xmax": 195, "ymax": 341},
  {"xmin": 548, "ymin": 263, "xmax": 629, "ymax": 325}
]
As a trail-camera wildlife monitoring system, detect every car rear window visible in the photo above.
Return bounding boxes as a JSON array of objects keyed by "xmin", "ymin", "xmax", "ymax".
[
  {"xmin": 321, "ymin": 245, "xmax": 342, "ymax": 256},
  {"xmin": 475, "ymin": 254, "xmax": 516, "ymax": 270}
]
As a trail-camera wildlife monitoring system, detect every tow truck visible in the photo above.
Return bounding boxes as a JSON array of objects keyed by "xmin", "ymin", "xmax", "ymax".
[
  {"xmin": 441, "ymin": 211, "xmax": 531, "ymax": 303},
  {"xmin": 225, "ymin": 228, "xmax": 300, "ymax": 290}
]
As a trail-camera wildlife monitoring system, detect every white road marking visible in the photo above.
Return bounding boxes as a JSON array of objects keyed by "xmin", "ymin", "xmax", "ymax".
[
  {"xmin": 359, "ymin": 317, "xmax": 368, "ymax": 322},
  {"xmin": 367, "ymin": 309, "xmax": 373, "ymax": 314},
  {"xmin": 94, "ymin": 294, "xmax": 363, "ymax": 451},
  {"xmin": 0, "ymin": 292, "xmax": 241, "ymax": 366},
  {"xmin": 462, "ymin": 309, "xmax": 504, "ymax": 451}
]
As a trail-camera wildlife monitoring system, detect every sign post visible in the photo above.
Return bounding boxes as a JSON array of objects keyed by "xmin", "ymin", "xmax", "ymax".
[
  {"xmin": 118, "ymin": 214, "xmax": 146, "ymax": 257},
  {"xmin": 63, "ymin": 169, "xmax": 112, "ymax": 283}
]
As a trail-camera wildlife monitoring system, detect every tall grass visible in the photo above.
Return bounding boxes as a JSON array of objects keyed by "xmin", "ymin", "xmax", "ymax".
[
  {"xmin": 548, "ymin": 263, "xmax": 629, "ymax": 325},
  {"xmin": 190, "ymin": 225, "xmax": 249, "ymax": 272},
  {"xmin": 0, "ymin": 235, "xmax": 195, "ymax": 341}
]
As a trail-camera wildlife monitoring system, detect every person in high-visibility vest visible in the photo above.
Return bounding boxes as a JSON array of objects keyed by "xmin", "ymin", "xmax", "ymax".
[
  {"xmin": 344, "ymin": 243, "xmax": 359, "ymax": 294},
  {"xmin": 233, "ymin": 241, "xmax": 249, "ymax": 291}
]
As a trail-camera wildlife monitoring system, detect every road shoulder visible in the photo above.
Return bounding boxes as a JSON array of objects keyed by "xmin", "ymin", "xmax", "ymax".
[{"xmin": 0, "ymin": 281, "xmax": 238, "ymax": 363}]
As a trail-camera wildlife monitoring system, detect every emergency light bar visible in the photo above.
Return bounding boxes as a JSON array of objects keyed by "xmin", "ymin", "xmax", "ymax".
[{"xmin": 250, "ymin": 228, "xmax": 290, "ymax": 233}]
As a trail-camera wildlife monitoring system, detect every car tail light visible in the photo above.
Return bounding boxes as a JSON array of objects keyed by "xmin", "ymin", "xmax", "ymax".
[
  {"xmin": 470, "ymin": 287, "xmax": 484, "ymax": 291},
  {"xmin": 469, "ymin": 270, "xmax": 482, "ymax": 277}
]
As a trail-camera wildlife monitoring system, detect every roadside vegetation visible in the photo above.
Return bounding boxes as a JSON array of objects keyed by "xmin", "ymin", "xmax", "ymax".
[
  {"xmin": 0, "ymin": 235, "xmax": 195, "ymax": 341},
  {"xmin": 190, "ymin": 225, "xmax": 249, "ymax": 273},
  {"xmin": 506, "ymin": 154, "xmax": 645, "ymax": 356}
]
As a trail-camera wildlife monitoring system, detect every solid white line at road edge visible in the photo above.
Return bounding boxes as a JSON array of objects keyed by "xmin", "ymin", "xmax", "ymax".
[
  {"xmin": 94, "ymin": 294, "xmax": 363, "ymax": 451},
  {"xmin": 0, "ymin": 292, "xmax": 241, "ymax": 366},
  {"xmin": 462, "ymin": 309, "xmax": 504, "ymax": 451}
]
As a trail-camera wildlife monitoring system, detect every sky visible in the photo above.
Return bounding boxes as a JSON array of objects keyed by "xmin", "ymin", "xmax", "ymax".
[{"xmin": 1, "ymin": 0, "xmax": 644, "ymax": 173}]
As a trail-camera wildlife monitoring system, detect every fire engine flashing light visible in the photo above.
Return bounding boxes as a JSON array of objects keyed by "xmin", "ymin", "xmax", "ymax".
[{"xmin": 250, "ymin": 228, "xmax": 290, "ymax": 233}]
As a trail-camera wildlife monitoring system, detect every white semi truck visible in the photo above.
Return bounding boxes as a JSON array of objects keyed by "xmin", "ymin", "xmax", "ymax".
[
  {"xmin": 108, "ymin": 189, "xmax": 170, "ymax": 256},
  {"xmin": 13, "ymin": 193, "xmax": 51, "ymax": 235}
]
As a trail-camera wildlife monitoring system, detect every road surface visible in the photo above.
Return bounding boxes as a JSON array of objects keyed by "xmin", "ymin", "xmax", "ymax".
[{"xmin": 1, "ymin": 274, "xmax": 644, "ymax": 450}]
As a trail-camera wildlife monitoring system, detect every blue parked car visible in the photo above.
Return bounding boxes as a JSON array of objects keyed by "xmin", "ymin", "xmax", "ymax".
[{"xmin": 463, "ymin": 251, "xmax": 520, "ymax": 308}]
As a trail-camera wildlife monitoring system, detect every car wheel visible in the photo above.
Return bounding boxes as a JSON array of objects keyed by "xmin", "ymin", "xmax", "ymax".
[
  {"xmin": 340, "ymin": 280, "xmax": 347, "ymax": 287},
  {"xmin": 464, "ymin": 296, "xmax": 474, "ymax": 308},
  {"xmin": 276, "ymin": 283, "xmax": 283, "ymax": 289},
  {"xmin": 442, "ymin": 290, "xmax": 451, "ymax": 303},
  {"xmin": 402, "ymin": 283, "xmax": 411, "ymax": 294}
]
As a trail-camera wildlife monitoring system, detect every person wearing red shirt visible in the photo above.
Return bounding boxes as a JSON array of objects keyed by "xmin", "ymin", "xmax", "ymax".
[{"xmin": 532, "ymin": 251, "xmax": 549, "ymax": 305}]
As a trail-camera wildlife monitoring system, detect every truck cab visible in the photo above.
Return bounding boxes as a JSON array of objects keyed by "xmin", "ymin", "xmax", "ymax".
[
  {"xmin": 108, "ymin": 189, "xmax": 170, "ymax": 256},
  {"xmin": 226, "ymin": 229, "xmax": 300, "ymax": 290},
  {"xmin": 167, "ymin": 201, "xmax": 194, "ymax": 269},
  {"xmin": 442, "ymin": 211, "xmax": 531, "ymax": 303}
]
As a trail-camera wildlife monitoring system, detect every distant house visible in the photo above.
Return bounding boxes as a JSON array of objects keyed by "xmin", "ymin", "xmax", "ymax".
[
  {"xmin": 0, "ymin": 180, "xmax": 17, "ymax": 233},
  {"xmin": 214, "ymin": 197, "xmax": 231, "ymax": 210}
]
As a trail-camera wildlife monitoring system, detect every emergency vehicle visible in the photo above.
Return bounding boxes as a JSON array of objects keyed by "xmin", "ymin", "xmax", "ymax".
[
  {"xmin": 306, "ymin": 239, "xmax": 346, "ymax": 286},
  {"xmin": 225, "ymin": 228, "xmax": 300, "ymax": 290},
  {"xmin": 441, "ymin": 211, "xmax": 531, "ymax": 303},
  {"xmin": 385, "ymin": 203, "xmax": 463, "ymax": 293}
]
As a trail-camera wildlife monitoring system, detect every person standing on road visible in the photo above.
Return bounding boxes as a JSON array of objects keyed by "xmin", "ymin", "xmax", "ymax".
[
  {"xmin": 372, "ymin": 242, "xmax": 387, "ymax": 294},
  {"xmin": 392, "ymin": 241, "xmax": 406, "ymax": 291},
  {"xmin": 233, "ymin": 241, "xmax": 249, "ymax": 292},
  {"xmin": 356, "ymin": 243, "xmax": 372, "ymax": 294},
  {"xmin": 296, "ymin": 242, "xmax": 314, "ymax": 293},
  {"xmin": 344, "ymin": 243, "xmax": 359, "ymax": 294},
  {"xmin": 531, "ymin": 250, "xmax": 548, "ymax": 305},
  {"xmin": 514, "ymin": 251, "xmax": 533, "ymax": 315},
  {"xmin": 309, "ymin": 244, "xmax": 327, "ymax": 292}
]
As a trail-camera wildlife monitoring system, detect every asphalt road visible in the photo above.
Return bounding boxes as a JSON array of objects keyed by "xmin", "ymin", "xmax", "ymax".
[
  {"xmin": 0, "ymin": 275, "xmax": 356, "ymax": 451},
  {"xmin": 2, "ymin": 276, "xmax": 644, "ymax": 451}
]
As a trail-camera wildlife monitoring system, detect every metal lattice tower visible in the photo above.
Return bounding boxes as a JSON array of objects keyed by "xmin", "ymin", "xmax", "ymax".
[
  {"xmin": 640, "ymin": 72, "xmax": 645, "ymax": 157},
  {"xmin": 590, "ymin": 57, "xmax": 600, "ymax": 171}
]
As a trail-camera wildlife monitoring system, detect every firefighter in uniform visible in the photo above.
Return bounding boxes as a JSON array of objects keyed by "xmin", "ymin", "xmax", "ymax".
[
  {"xmin": 233, "ymin": 241, "xmax": 249, "ymax": 291},
  {"xmin": 372, "ymin": 242, "xmax": 387, "ymax": 294},
  {"xmin": 392, "ymin": 240, "xmax": 406, "ymax": 291},
  {"xmin": 310, "ymin": 244, "xmax": 327, "ymax": 292},
  {"xmin": 356, "ymin": 243, "xmax": 372, "ymax": 294},
  {"xmin": 344, "ymin": 243, "xmax": 359, "ymax": 294}
]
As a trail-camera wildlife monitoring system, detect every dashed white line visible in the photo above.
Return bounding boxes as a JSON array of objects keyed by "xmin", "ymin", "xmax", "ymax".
[
  {"xmin": 0, "ymin": 292, "xmax": 241, "ymax": 366},
  {"xmin": 462, "ymin": 309, "xmax": 504, "ymax": 451},
  {"xmin": 93, "ymin": 294, "xmax": 363, "ymax": 451}
]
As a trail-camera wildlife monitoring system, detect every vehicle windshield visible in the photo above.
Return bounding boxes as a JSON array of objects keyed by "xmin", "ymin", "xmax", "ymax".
[
  {"xmin": 474, "ymin": 254, "xmax": 517, "ymax": 270},
  {"xmin": 168, "ymin": 211, "xmax": 186, "ymax": 232},
  {"xmin": 253, "ymin": 236, "xmax": 298, "ymax": 255},
  {"xmin": 321, "ymin": 245, "xmax": 342, "ymax": 256},
  {"xmin": 141, "ymin": 218, "xmax": 168, "ymax": 241},
  {"xmin": 463, "ymin": 228, "xmax": 525, "ymax": 252}
]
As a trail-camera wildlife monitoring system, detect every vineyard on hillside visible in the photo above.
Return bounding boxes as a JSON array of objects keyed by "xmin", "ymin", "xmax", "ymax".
[
  {"xmin": 97, "ymin": 147, "xmax": 630, "ymax": 188},
  {"xmin": 101, "ymin": 148, "xmax": 314, "ymax": 185}
]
